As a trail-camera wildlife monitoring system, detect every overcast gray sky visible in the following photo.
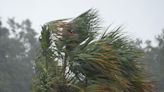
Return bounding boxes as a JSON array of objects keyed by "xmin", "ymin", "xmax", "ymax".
[{"xmin": 1, "ymin": 0, "xmax": 164, "ymax": 44}]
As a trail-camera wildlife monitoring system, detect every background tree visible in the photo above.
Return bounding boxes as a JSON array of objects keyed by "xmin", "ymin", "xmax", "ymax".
[
  {"xmin": 143, "ymin": 30, "xmax": 164, "ymax": 92},
  {"xmin": 32, "ymin": 9, "xmax": 153, "ymax": 92},
  {"xmin": 131, "ymin": 30, "xmax": 164, "ymax": 92},
  {"xmin": 0, "ymin": 18, "xmax": 38, "ymax": 92}
]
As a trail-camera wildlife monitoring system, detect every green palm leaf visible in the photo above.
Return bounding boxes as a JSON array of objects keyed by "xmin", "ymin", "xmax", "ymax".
[{"xmin": 32, "ymin": 9, "xmax": 154, "ymax": 92}]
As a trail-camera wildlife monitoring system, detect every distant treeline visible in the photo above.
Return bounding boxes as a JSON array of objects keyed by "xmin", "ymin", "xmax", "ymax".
[{"xmin": 0, "ymin": 18, "xmax": 38, "ymax": 92}]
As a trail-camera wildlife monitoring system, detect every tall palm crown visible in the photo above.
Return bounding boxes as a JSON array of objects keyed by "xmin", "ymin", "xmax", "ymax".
[{"xmin": 32, "ymin": 9, "xmax": 153, "ymax": 92}]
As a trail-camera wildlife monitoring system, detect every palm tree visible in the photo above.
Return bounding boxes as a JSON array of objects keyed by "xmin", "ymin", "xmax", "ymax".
[{"xmin": 32, "ymin": 9, "xmax": 153, "ymax": 92}]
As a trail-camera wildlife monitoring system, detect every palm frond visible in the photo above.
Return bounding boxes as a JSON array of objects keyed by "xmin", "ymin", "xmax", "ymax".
[{"xmin": 32, "ymin": 9, "xmax": 154, "ymax": 92}]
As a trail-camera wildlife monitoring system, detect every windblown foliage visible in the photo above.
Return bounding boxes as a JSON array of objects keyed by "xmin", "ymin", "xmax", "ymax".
[{"xmin": 32, "ymin": 9, "xmax": 153, "ymax": 92}]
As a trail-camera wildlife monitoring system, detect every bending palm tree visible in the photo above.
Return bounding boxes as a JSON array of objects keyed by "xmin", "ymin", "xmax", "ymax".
[{"xmin": 32, "ymin": 9, "xmax": 153, "ymax": 92}]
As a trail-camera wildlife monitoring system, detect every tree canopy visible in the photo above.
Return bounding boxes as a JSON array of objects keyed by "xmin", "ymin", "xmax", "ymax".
[
  {"xmin": 0, "ymin": 18, "xmax": 38, "ymax": 92},
  {"xmin": 32, "ymin": 9, "xmax": 153, "ymax": 92}
]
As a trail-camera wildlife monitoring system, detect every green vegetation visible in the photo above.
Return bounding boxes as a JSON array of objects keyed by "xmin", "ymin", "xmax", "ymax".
[
  {"xmin": 0, "ymin": 18, "xmax": 38, "ymax": 92},
  {"xmin": 32, "ymin": 9, "xmax": 153, "ymax": 92},
  {"xmin": 133, "ymin": 30, "xmax": 164, "ymax": 92}
]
